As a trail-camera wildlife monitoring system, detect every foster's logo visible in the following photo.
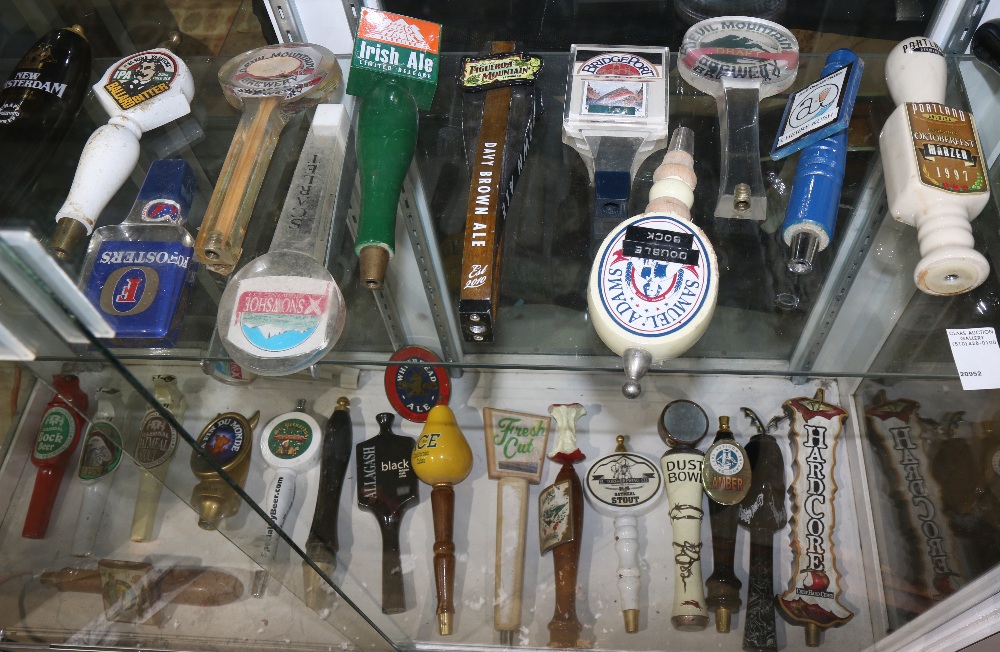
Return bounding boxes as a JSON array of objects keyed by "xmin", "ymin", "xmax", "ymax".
[{"xmin": 100, "ymin": 266, "xmax": 159, "ymax": 316}]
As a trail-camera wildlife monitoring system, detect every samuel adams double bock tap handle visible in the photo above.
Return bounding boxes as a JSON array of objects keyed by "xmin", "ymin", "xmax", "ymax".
[{"xmin": 738, "ymin": 408, "xmax": 787, "ymax": 652}]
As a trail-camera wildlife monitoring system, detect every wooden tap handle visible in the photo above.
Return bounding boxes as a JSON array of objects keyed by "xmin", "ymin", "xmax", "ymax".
[
  {"xmin": 706, "ymin": 499, "xmax": 742, "ymax": 615},
  {"xmin": 548, "ymin": 463, "xmax": 584, "ymax": 648},
  {"xmin": 431, "ymin": 484, "xmax": 457, "ymax": 633},
  {"xmin": 743, "ymin": 527, "xmax": 779, "ymax": 652},
  {"xmin": 379, "ymin": 516, "xmax": 406, "ymax": 614}
]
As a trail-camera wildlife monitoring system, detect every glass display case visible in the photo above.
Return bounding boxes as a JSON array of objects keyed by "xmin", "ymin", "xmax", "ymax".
[{"xmin": 1, "ymin": 0, "xmax": 1000, "ymax": 650}]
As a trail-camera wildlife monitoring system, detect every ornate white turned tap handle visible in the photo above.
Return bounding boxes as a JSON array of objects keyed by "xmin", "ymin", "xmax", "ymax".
[
  {"xmin": 779, "ymin": 389, "xmax": 853, "ymax": 646},
  {"xmin": 584, "ymin": 436, "xmax": 663, "ymax": 633}
]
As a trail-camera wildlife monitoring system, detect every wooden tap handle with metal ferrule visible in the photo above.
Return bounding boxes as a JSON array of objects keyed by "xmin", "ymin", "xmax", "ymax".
[
  {"xmin": 744, "ymin": 527, "xmax": 779, "ymax": 652},
  {"xmin": 354, "ymin": 82, "xmax": 418, "ymax": 289},
  {"xmin": 706, "ymin": 497, "xmax": 742, "ymax": 633},
  {"xmin": 304, "ymin": 398, "xmax": 353, "ymax": 592},
  {"xmin": 549, "ymin": 462, "xmax": 584, "ymax": 648},
  {"xmin": 431, "ymin": 483, "xmax": 457, "ymax": 632}
]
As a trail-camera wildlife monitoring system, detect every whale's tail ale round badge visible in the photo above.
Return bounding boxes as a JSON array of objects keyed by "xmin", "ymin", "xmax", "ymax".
[{"xmin": 384, "ymin": 346, "xmax": 451, "ymax": 422}]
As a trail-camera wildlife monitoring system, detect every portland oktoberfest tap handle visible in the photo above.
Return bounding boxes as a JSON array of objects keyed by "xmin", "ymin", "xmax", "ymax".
[{"xmin": 744, "ymin": 527, "xmax": 779, "ymax": 652}]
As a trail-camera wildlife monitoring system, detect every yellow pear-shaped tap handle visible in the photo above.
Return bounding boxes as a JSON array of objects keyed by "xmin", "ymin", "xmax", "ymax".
[{"xmin": 412, "ymin": 405, "xmax": 473, "ymax": 635}]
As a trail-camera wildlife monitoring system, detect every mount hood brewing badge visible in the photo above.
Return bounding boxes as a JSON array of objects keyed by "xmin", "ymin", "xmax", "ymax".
[
  {"xmin": 104, "ymin": 51, "xmax": 178, "ymax": 110},
  {"xmin": 385, "ymin": 346, "xmax": 451, "ymax": 422},
  {"xmin": 679, "ymin": 18, "xmax": 798, "ymax": 88},
  {"xmin": 585, "ymin": 451, "xmax": 662, "ymax": 508}
]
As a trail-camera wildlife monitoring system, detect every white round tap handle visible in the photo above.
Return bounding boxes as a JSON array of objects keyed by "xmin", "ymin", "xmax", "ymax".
[
  {"xmin": 71, "ymin": 478, "xmax": 112, "ymax": 557},
  {"xmin": 260, "ymin": 468, "xmax": 298, "ymax": 565},
  {"xmin": 662, "ymin": 450, "xmax": 709, "ymax": 630},
  {"xmin": 495, "ymin": 476, "xmax": 529, "ymax": 634},
  {"xmin": 55, "ymin": 117, "xmax": 142, "ymax": 233},
  {"xmin": 886, "ymin": 37, "xmax": 946, "ymax": 107},
  {"xmin": 913, "ymin": 207, "xmax": 990, "ymax": 295},
  {"xmin": 613, "ymin": 514, "xmax": 641, "ymax": 615}
]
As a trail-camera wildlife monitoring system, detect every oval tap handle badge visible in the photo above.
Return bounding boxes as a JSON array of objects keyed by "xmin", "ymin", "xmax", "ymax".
[
  {"xmin": 385, "ymin": 346, "xmax": 451, "ymax": 423},
  {"xmin": 260, "ymin": 401, "xmax": 322, "ymax": 470},
  {"xmin": 702, "ymin": 438, "xmax": 750, "ymax": 505}
]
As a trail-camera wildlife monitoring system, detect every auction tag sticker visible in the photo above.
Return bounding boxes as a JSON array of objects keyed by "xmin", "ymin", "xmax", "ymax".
[{"xmin": 947, "ymin": 327, "xmax": 1000, "ymax": 390}]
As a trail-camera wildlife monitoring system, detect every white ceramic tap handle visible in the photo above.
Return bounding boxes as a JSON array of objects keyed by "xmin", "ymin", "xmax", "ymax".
[
  {"xmin": 613, "ymin": 514, "xmax": 641, "ymax": 614},
  {"xmin": 72, "ymin": 481, "xmax": 112, "ymax": 556},
  {"xmin": 886, "ymin": 37, "xmax": 946, "ymax": 106},
  {"xmin": 55, "ymin": 117, "xmax": 142, "ymax": 234},
  {"xmin": 662, "ymin": 449, "xmax": 709, "ymax": 630},
  {"xmin": 495, "ymin": 476, "xmax": 529, "ymax": 633},
  {"xmin": 253, "ymin": 468, "xmax": 298, "ymax": 597}
]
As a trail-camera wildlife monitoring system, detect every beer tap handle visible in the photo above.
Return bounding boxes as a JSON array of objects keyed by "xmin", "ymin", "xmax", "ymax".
[{"xmin": 744, "ymin": 527, "xmax": 779, "ymax": 652}]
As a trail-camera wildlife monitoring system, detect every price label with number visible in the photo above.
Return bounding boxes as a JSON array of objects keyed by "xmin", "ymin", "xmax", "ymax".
[{"xmin": 947, "ymin": 327, "xmax": 1000, "ymax": 390}]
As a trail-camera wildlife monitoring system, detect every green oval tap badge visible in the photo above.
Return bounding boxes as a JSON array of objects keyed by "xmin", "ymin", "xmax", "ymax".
[
  {"xmin": 134, "ymin": 410, "xmax": 177, "ymax": 469},
  {"xmin": 266, "ymin": 417, "xmax": 313, "ymax": 459},
  {"xmin": 78, "ymin": 421, "xmax": 123, "ymax": 480},
  {"xmin": 702, "ymin": 439, "xmax": 751, "ymax": 505},
  {"xmin": 33, "ymin": 406, "xmax": 76, "ymax": 460}
]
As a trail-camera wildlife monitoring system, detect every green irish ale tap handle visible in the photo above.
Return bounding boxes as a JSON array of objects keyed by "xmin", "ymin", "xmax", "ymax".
[
  {"xmin": 355, "ymin": 82, "xmax": 418, "ymax": 289},
  {"xmin": 347, "ymin": 8, "xmax": 442, "ymax": 290}
]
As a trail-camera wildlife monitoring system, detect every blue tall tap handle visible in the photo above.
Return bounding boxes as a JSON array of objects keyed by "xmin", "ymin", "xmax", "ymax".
[{"xmin": 778, "ymin": 49, "xmax": 863, "ymax": 274}]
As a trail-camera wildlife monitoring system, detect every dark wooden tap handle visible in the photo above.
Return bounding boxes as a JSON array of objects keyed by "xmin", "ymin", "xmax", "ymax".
[
  {"xmin": 549, "ymin": 463, "xmax": 584, "ymax": 648},
  {"xmin": 706, "ymin": 499, "xmax": 742, "ymax": 624},
  {"xmin": 379, "ymin": 516, "xmax": 406, "ymax": 614},
  {"xmin": 305, "ymin": 398, "xmax": 353, "ymax": 567},
  {"xmin": 431, "ymin": 484, "xmax": 457, "ymax": 632},
  {"xmin": 744, "ymin": 527, "xmax": 779, "ymax": 652}
]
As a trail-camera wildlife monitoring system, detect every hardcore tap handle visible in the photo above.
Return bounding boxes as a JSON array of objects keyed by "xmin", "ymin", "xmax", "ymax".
[
  {"xmin": 716, "ymin": 83, "xmax": 766, "ymax": 221},
  {"xmin": 379, "ymin": 516, "xmax": 406, "ymax": 614},
  {"xmin": 744, "ymin": 528, "xmax": 779, "ymax": 652},
  {"xmin": 196, "ymin": 96, "xmax": 286, "ymax": 274}
]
